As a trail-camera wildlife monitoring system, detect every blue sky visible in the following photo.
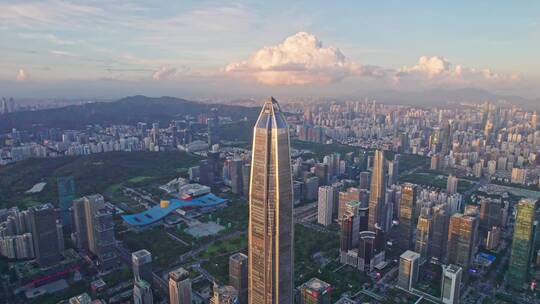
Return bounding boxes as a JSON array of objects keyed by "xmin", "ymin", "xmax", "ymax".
[{"xmin": 0, "ymin": 1, "xmax": 539, "ymax": 99}]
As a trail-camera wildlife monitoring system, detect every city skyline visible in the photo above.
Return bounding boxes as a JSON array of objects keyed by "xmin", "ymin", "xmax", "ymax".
[{"xmin": 1, "ymin": 1, "xmax": 539, "ymax": 99}]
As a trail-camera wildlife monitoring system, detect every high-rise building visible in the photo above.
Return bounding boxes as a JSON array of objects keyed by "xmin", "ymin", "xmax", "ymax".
[
  {"xmin": 230, "ymin": 158, "xmax": 244, "ymax": 195},
  {"xmin": 532, "ymin": 111, "xmax": 538, "ymax": 130},
  {"xmin": 441, "ymin": 264, "xmax": 462, "ymax": 304},
  {"xmin": 446, "ymin": 175, "xmax": 458, "ymax": 194},
  {"xmin": 338, "ymin": 187, "xmax": 361, "ymax": 222},
  {"xmin": 72, "ymin": 195, "xmax": 116, "ymax": 269},
  {"xmin": 479, "ymin": 198, "xmax": 502, "ymax": 231},
  {"xmin": 508, "ymin": 199, "xmax": 537, "ymax": 289},
  {"xmin": 132, "ymin": 249, "xmax": 153, "ymax": 285},
  {"xmin": 93, "ymin": 209, "xmax": 117, "ymax": 270},
  {"xmin": 29, "ymin": 203, "xmax": 61, "ymax": 267},
  {"xmin": 415, "ymin": 208, "xmax": 433, "ymax": 259},
  {"xmin": 207, "ymin": 109, "xmax": 220, "ymax": 147},
  {"xmin": 485, "ymin": 226, "xmax": 501, "ymax": 251},
  {"xmin": 211, "ymin": 284, "xmax": 239, "ymax": 304},
  {"xmin": 248, "ymin": 97, "xmax": 294, "ymax": 304},
  {"xmin": 368, "ymin": 150, "xmax": 386, "ymax": 231},
  {"xmin": 229, "ymin": 253, "xmax": 248, "ymax": 304},
  {"xmin": 318, "ymin": 186, "xmax": 335, "ymax": 226},
  {"xmin": 133, "ymin": 279, "xmax": 153, "ymax": 304},
  {"xmin": 446, "ymin": 213, "xmax": 478, "ymax": 271},
  {"xmin": 397, "ymin": 183, "xmax": 417, "ymax": 252},
  {"xmin": 398, "ymin": 250, "xmax": 420, "ymax": 291},
  {"xmin": 340, "ymin": 203, "xmax": 360, "ymax": 263},
  {"xmin": 169, "ymin": 267, "xmax": 192, "ymax": 304},
  {"xmin": 359, "ymin": 171, "xmax": 370, "ymax": 190},
  {"xmin": 57, "ymin": 176, "xmax": 76, "ymax": 231},
  {"xmin": 242, "ymin": 164, "xmax": 251, "ymax": 198},
  {"xmin": 431, "ymin": 204, "xmax": 450, "ymax": 261},
  {"xmin": 298, "ymin": 278, "xmax": 332, "ymax": 304}
]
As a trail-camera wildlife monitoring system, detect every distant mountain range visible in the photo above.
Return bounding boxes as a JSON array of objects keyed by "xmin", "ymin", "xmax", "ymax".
[
  {"xmin": 354, "ymin": 87, "xmax": 539, "ymax": 110},
  {"xmin": 0, "ymin": 95, "xmax": 260, "ymax": 133}
]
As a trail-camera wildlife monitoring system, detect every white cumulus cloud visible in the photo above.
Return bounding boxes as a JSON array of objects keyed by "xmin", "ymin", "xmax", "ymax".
[
  {"xmin": 16, "ymin": 69, "xmax": 28, "ymax": 81},
  {"xmin": 152, "ymin": 66, "xmax": 177, "ymax": 81},
  {"xmin": 395, "ymin": 56, "xmax": 520, "ymax": 85},
  {"xmin": 225, "ymin": 32, "xmax": 365, "ymax": 85}
]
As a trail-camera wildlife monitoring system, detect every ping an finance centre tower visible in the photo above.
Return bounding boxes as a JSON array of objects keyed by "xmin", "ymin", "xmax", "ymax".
[{"xmin": 248, "ymin": 97, "xmax": 294, "ymax": 304}]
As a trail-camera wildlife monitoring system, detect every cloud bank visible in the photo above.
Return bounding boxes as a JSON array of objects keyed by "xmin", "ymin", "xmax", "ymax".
[
  {"xmin": 395, "ymin": 56, "xmax": 520, "ymax": 86},
  {"xmin": 225, "ymin": 32, "xmax": 361, "ymax": 85},
  {"xmin": 16, "ymin": 69, "xmax": 28, "ymax": 81}
]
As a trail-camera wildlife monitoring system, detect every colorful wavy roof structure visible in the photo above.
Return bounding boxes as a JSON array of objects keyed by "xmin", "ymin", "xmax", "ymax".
[{"xmin": 121, "ymin": 193, "xmax": 227, "ymax": 226}]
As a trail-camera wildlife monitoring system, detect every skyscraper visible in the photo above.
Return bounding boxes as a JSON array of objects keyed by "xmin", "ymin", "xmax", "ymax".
[
  {"xmin": 338, "ymin": 187, "xmax": 361, "ymax": 222},
  {"xmin": 318, "ymin": 186, "xmax": 335, "ymax": 226},
  {"xmin": 29, "ymin": 203, "xmax": 62, "ymax": 267},
  {"xmin": 57, "ymin": 176, "xmax": 76, "ymax": 231},
  {"xmin": 446, "ymin": 213, "xmax": 478, "ymax": 271},
  {"xmin": 133, "ymin": 278, "xmax": 153, "ymax": 304},
  {"xmin": 431, "ymin": 204, "xmax": 450, "ymax": 261},
  {"xmin": 508, "ymin": 198, "xmax": 537, "ymax": 289},
  {"xmin": 368, "ymin": 150, "xmax": 385, "ymax": 231},
  {"xmin": 398, "ymin": 250, "xmax": 420, "ymax": 291},
  {"xmin": 169, "ymin": 267, "xmax": 192, "ymax": 304},
  {"xmin": 298, "ymin": 278, "xmax": 332, "ymax": 304},
  {"xmin": 248, "ymin": 97, "xmax": 294, "ymax": 304},
  {"xmin": 415, "ymin": 207, "xmax": 433, "ymax": 259},
  {"xmin": 397, "ymin": 183, "xmax": 417, "ymax": 252},
  {"xmin": 229, "ymin": 252, "xmax": 248, "ymax": 304},
  {"xmin": 230, "ymin": 158, "xmax": 244, "ymax": 195},
  {"xmin": 132, "ymin": 249, "xmax": 153, "ymax": 285},
  {"xmin": 446, "ymin": 175, "xmax": 458, "ymax": 194},
  {"xmin": 211, "ymin": 284, "xmax": 239, "ymax": 304},
  {"xmin": 441, "ymin": 264, "xmax": 462, "ymax": 304}
]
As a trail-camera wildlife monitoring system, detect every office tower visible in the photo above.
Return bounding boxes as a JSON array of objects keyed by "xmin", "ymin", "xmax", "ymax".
[
  {"xmin": 57, "ymin": 176, "xmax": 76, "ymax": 231},
  {"xmin": 133, "ymin": 279, "xmax": 153, "ymax": 304},
  {"xmin": 248, "ymin": 97, "xmax": 294, "ymax": 304},
  {"xmin": 397, "ymin": 183, "xmax": 417, "ymax": 252},
  {"xmin": 398, "ymin": 250, "xmax": 420, "ymax": 290},
  {"xmin": 242, "ymin": 164, "xmax": 251, "ymax": 198},
  {"xmin": 388, "ymin": 155, "xmax": 400, "ymax": 186},
  {"xmin": 431, "ymin": 204, "xmax": 450, "ymax": 260},
  {"xmin": 169, "ymin": 267, "xmax": 192, "ymax": 304},
  {"xmin": 56, "ymin": 220, "xmax": 64, "ymax": 253},
  {"xmin": 29, "ymin": 203, "xmax": 61, "ymax": 267},
  {"xmin": 151, "ymin": 122, "xmax": 159, "ymax": 146},
  {"xmin": 358, "ymin": 230, "xmax": 385, "ymax": 272},
  {"xmin": 318, "ymin": 186, "xmax": 335, "ymax": 226},
  {"xmin": 508, "ymin": 199, "xmax": 537, "ymax": 289},
  {"xmin": 304, "ymin": 176, "xmax": 319, "ymax": 201},
  {"xmin": 357, "ymin": 200, "xmax": 369, "ymax": 232},
  {"xmin": 415, "ymin": 208, "xmax": 433, "ymax": 259},
  {"xmin": 446, "ymin": 213, "xmax": 478, "ymax": 270},
  {"xmin": 132, "ymin": 249, "xmax": 153, "ymax": 284},
  {"xmin": 298, "ymin": 278, "xmax": 332, "ymax": 304},
  {"xmin": 368, "ymin": 150, "xmax": 385, "ymax": 231},
  {"xmin": 430, "ymin": 154, "xmax": 440, "ymax": 170},
  {"xmin": 359, "ymin": 171, "xmax": 370, "ymax": 190},
  {"xmin": 479, "ymin": 199, "xmax": 502, "ymax": 231},
  {"xmin": 83, "ymin": 194, "xmax": 105, "ymax": 255},
  {"xmin": 485, "ymin": 226, "xmax": 501, "ymax": 251},
  {"xmin": 93, "ymin": 209, "xmax": 117, "ymax": 270},
  {"xmin": 211, "ymin": 284, "xmax": 239, "ymax": 304},
  {"xmin": 230, "ymin": 158, "xmax": 244, "ymax": 195},
  {"xmin": 229, "ymin": 253, "xmax": 248, "ymax": 304},
  {"xmin": 72, "ymin": 198, "xmax": 89, "ymax": 252},
  {"xmin": 207, "ymin": 108, "xmax": 220, "ymax": 146},
  {"xmin": 532, "ymin": 111, "xmax": 538, "ymax": 130},
  {"xmin": 208, "ymin": 150, "xmax": 221, "ymax": 183},
  {"xmin": 446, "ymin": 175, "xmax": 458, "ymax": 194},
  {"xmin": 441, "ymin": 264, "xmax": 462, "ymax": 304},
  {"xmin": 338, "ymin": 187, "xmax": 361, "ymax": 222},
  {"xmin": 340, "ymin": 202, "xmax": 360, "ymax": 260},
  {"xmin": 441, "ymin": 121, "xmax": 452, "ymax": 155}
]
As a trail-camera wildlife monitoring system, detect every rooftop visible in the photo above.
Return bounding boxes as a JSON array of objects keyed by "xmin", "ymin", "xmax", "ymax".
[
  {"xmin": 302, "ymin": 277, "xmax": 332, "ymax": 292},
  {"xmin": 400, "ymin": 250, "xmax": 421, "ymax": 261}
]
